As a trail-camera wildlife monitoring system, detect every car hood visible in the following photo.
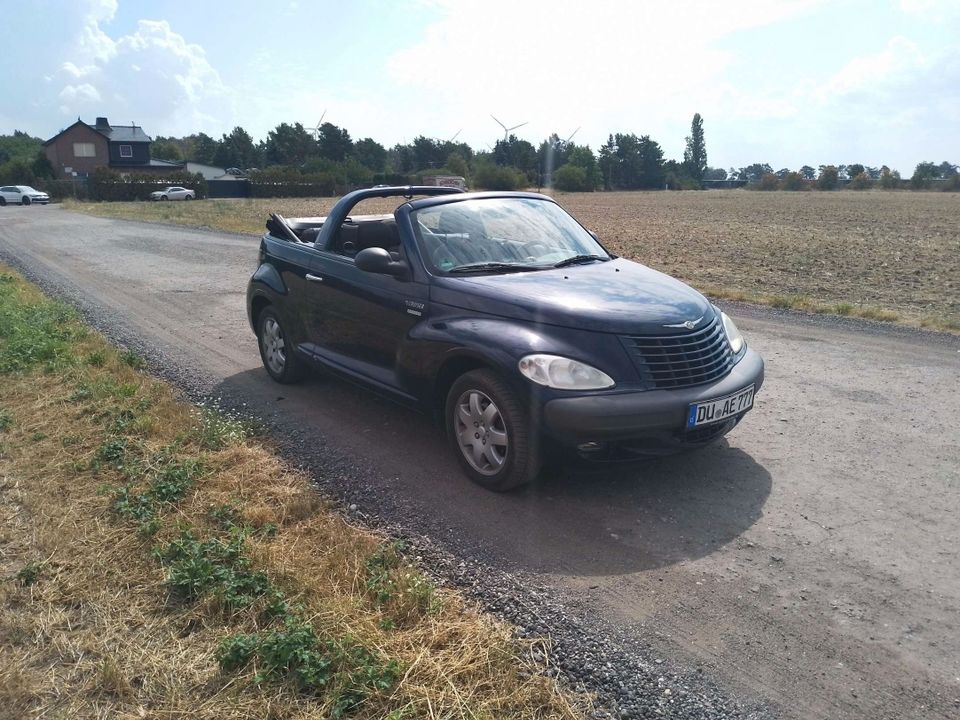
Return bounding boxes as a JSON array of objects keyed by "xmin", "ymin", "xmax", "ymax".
[
  {"xmin": 23, "ymin": 189, "xmax": 48, "ymax": 196},
  {"xmin": 429, "ymin": 258, "xmax": 712, "ymax": 334}
]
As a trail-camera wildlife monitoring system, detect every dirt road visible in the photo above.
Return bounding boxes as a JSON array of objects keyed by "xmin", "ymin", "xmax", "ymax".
[{"xmin": 2, "ymin": 205, "xmax": 958, "ymax": 719}]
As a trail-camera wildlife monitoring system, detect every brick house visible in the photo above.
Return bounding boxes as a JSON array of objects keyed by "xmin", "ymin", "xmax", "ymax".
[{"xmin": 44, "ymin": 117, "xmax": 185, "ymax": 179}]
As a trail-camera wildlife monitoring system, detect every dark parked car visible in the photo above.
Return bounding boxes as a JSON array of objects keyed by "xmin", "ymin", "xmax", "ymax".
[{"xmin": 247, "ymin": 186, "xmax": 764, "ymax": 491}]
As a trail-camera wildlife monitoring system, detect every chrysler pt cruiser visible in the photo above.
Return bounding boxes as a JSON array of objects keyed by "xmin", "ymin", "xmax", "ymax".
[{"xmin": 247, "ymin": 186, "xmax": 764, "ymax": 491}]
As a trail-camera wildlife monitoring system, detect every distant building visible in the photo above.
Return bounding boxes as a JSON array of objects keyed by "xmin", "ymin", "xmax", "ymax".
[
  {"xmin": 185, "ymin": 162, "xmax": 227, "ymax": 180},
  {"xmin": 43, "ymin": 116, "xmax": 186, "ymax": 179},
  {"xmin": 423, "ymin": 175, "xmax": 467, "ymax": 190}
]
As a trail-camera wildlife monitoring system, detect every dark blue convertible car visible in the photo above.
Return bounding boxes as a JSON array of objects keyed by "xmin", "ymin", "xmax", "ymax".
[{"xmin": 247, "ymin": 186, "xmax": 764, "ymax": 490}]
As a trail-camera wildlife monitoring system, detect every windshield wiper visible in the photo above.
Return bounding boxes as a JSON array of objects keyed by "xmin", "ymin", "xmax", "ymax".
[
  {"xmin": 553, "ymin": 254, "xmax": 609, "ymax": 268},
  {"xmin": 448, "ymin": 262, "xmax": 542, "ymax": 274}
]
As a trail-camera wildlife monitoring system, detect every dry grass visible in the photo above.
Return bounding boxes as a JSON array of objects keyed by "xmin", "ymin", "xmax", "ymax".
[
  {"xmin": 0, "ymin": 265, "xmax": 588, "ymax": 719},
  {"xmin": 65, "ymin": 190, "xmax": 960, "ymax": 331}
]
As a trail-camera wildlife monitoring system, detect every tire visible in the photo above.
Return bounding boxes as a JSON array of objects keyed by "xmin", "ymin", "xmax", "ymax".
[
  {"xmin": 446, "ymin": 369, "xmax": 541, "ymax": 491},
  {"xmin": 256, "ymin": 307, "xmax": 304, "ymax": 384},
  {"xmin": 160, "ymin": 195, "xmax": 169, "ymax": 201},
  {"xmin": 21, "ymin": 196, "xmax": 30, "ymax": 206},
  {"xmin": 0, "ymin": 197, "xmax": 6, "ymax": 206},
  {"xmin": 184, "ymin": 194, "xmax": 193, "ymax": 201}
]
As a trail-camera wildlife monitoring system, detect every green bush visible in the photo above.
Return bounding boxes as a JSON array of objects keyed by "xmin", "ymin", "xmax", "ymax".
[
  {"xmin": 781, "ymin": 172, "xmax": 809, "ymax": 191},
  {"xmin": 553, "ymin": 164, "xmax": 589, "ymax": 192},
  {"xmin": 849, "ymin": 172, "xmax": 874, "ymax": 190},
  {"xmin": 472, "ymin": 163, "xmax": 525, "ymax": 191},
  {"xmin": 757, "ymin": 173, "xmax": 780, "ymax": 191},
  {"xmin": 817, "ymin": 165, "xmax": 839, "ymax": 190}
]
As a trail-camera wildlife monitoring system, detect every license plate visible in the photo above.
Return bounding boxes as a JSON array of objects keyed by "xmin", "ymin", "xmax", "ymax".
[{"xmin": 687, "ymin": 385, "xmax": 755, "ymax": 428}]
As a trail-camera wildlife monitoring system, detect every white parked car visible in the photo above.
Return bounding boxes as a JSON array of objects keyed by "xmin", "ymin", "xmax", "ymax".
[
  {"xmin": 0, "ymin": 185, "xmax": 50, "ymax": 206},
  {"xmin": 149, "ymin": 186, "xmax": 196, "ymax": 201}
]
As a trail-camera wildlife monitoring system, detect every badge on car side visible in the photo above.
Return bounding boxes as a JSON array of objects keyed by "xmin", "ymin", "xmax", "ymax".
[{"xmin": 405, "ymin": 299, "xmax": 426, "ymax": 317}]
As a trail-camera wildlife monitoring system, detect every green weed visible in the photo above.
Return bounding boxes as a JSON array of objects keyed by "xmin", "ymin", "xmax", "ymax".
[
  {"xmin": 120, "ymin": 349, "xmax": 146, "ymax": 370},
  {"xmin": 16, "ymin": 561, "xmax": 45, "ymax": 586},
  {"xmin": 0, "ymin": 410, "xmax": 12, "ymax": 431},
  {"xmin": 365, "ymin": 542, "xmax": 437, "ymax": 623},
  {"xmin": 216, "ymin": 619, "xmax": 400, "ymax": 712},
  {"xmin": 156, "ymin": 529, "xmax": 284, "ymax": 614}
]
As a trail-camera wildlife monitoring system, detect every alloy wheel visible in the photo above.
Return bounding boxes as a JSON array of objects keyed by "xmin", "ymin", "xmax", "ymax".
[
  {"xmin": 261, "ymin": 317, "xmax": 286, "ymax": 375},
  {"xmin": 453, "ymin": 389, "xmax": 509, "ymax": 475}
]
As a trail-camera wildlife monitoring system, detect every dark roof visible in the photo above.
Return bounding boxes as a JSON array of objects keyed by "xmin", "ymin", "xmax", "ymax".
[
  {"xmin": 101, "ymin": 125, "xmax": 152, "ymax": 143},
  {"xmin": 44, "ymin": 118, "xmax": 153, "ymax": 146}
]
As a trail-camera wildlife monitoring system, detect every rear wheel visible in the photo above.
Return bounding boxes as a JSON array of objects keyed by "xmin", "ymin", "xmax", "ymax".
[
  {"xmin": 0, "ymin": 197, "xmax": 6, "ymax": 206},
  {"xmin": 256, "ymin": 307, "xmax": 304, "ymax": 384},
  {"xmin": 446, "ymin": 369, "xmax": 540, "ymax": 491},
  {"xmin": 21, "ymin": 196, "xmax": 30, "ymax": 206}
]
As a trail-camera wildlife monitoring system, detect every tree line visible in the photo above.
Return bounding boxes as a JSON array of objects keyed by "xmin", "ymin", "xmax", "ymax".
[{"xmin": 1, "ymin": 115, "xmax": 957, "ymax": 194}]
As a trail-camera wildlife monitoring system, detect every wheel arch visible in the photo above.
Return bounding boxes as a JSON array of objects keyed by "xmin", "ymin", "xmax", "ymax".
[
  {"xmin": 432, "ymin": 352, "xmax": 502, "ymax": 424},
  {"xmin": 250, "ymin": 294, "xmax": 271, "ymax": 331}
]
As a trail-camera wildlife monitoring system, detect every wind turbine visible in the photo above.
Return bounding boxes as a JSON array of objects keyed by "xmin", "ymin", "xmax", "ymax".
[
  {"xmin": 431, "ymin": 129, "xmax": 462, "ymax": 145},
  {"xmin": 305, "ymin": 110, "xmax": 327, "ymax": 140},
  {"xmin": 491, "ymin": 114, "xmax": 528, "ymax": 142},
  {"xmin": 563, "ymin": 126, "xmax": 581, "ymax": 144}
]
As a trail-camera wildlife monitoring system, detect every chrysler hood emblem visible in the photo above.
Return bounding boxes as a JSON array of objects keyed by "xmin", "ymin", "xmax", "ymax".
[{"xmin": 664, "ymin": 316, "xmax": 702, "ymax": 330}]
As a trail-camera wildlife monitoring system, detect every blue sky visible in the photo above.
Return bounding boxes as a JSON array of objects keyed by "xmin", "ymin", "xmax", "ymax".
[{"xmin": 1, "ymin": 0, "xmax": 957, "ymax": 174}]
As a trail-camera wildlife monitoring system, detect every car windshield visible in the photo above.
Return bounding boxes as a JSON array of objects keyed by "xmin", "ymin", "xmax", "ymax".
[{"xmin": 412, "ymin": 197, "xmax": 609, "ymax": 273}]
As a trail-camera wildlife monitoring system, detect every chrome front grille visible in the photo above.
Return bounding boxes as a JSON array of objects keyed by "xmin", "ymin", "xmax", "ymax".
[{"xmin": 621, "ymin": 316, "xmax": 734, "ymax": 390}]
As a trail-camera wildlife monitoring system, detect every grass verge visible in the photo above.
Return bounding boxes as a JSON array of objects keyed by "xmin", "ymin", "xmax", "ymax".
[
  {"xmin": 0, "ymin": 265, "xmax": 586, "ymax": 718},
  {"xmin": 700, "ymin": 286, "xmax": 910, "ymax": 326}
]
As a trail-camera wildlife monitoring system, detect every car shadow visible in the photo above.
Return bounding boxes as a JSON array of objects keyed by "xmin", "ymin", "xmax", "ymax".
[
  {"xmin": 502, "ymin": 444, "xmax": 771, "ymax": 575},
  {"xmin": 212, "ymin": 366, "xmax": 772, "ymax": 577}
]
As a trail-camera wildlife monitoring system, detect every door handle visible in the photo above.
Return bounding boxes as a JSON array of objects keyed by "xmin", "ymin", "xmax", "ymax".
[{"xmin": 305, "ymin": 273, "xmax": 323, "ymax": 283}]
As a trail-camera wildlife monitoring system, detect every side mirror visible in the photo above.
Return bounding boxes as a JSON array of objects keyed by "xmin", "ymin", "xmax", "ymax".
[
  {"xmin": 355, "ymin": 247, "xmax": 408, "ymax": 278},
  {"xmin": 588, "ymin": 230, "xmax": 599, "ymax": 241}
]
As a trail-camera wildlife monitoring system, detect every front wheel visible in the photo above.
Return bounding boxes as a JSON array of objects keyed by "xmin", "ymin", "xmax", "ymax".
[
  {"xmin": 21, "ymin": 196, "xmax": 30, "ymax": 206},
  {"xmin": 256, "ymin": 307, "xmax": 304, "ymax": 384},
  {"xmin": 0, "ymin": 197, "xmax": 6, "ymax": 206},
  {"xmin": 184, "ymin": 194, "xmax": 193, "ymax": 201},
  {"xmin": 160, "ymin": 195, "xmax": 169, "ymax": 201},
  {"xmin": 446, "ymin": 369, "xmax": 540, "ymax": 491}
]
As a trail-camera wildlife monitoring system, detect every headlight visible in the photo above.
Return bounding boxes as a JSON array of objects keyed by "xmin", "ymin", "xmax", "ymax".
[
  {"xmin": 720, "ymin": 311, "xmax": 745, "ymax": 356},
  {"xmin": 518, "ymin": 354, "xmax": 615, "ymax": 390}
]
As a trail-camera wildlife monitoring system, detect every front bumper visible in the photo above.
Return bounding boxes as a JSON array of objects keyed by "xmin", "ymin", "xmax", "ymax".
[{"xmin": 542, "ymin": 348, "xmax": 764, "ymax": 448}]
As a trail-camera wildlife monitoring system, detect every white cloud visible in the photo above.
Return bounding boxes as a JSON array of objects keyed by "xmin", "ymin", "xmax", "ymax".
[
  {"xmin": 817, "ymin": 36, "xmax": 925, "ymax": 100},
  {"xmin": 55, "ymin": 11, "xmax": 229, "ymax": 136},
  {"xmin": 59, "ymin": 83, "xmax": 101, "ymax": 104},
  {"xmin": 898, "ymin": 0, "xmax": 960, "ymax": 15},
  {"xmin": 383, "ymin": 0, "xmax": 823, "ymax": 150}
]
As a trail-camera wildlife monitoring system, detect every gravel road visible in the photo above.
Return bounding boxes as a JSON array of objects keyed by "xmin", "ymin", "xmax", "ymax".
[{"xmin": 2, "ymin": 205, "xmax": 958, "ymax": 719}]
